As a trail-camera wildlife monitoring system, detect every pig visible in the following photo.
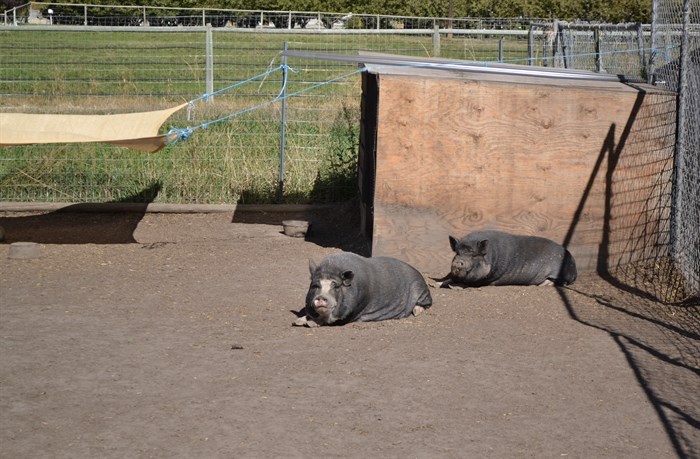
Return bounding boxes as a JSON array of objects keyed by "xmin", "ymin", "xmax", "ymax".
[
  {"xmin": 438, "ymin": 230, "xmax": 577, "ymax": 288},
  {"xmin": 294, "ymin": 252, "xmax": 432, "ymax": 327}
]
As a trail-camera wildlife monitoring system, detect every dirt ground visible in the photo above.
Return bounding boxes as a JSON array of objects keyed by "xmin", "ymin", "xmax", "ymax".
[{"xmin": 1, "ymin": 203, "xmax": 698, "ymax": 459}]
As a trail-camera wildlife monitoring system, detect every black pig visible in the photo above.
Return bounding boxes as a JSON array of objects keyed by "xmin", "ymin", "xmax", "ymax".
[
  {"xmin": 438, "ymin": 230, "xmax": 577, "ymax": 288},
  {"xmin": 294, "ymin": 252, "xmax": 432, "ymax": 327}
]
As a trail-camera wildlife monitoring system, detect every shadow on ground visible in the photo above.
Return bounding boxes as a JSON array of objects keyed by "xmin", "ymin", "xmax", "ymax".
[
  {"xmin": 231, "ymin": 198, "xmax": 370, "ymax": 256},
  {"xmin": 557, "ymin": 281, "xmax": 699, "ymax": 459},
  {"xmin": 0, "ymin": 184, "xmax": 161, "ymax": 244}
]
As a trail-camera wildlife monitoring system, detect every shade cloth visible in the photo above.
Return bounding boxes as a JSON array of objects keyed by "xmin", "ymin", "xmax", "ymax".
[{"xmin": 0, "ymin": 103, "xmax": 188, "ymax": 152}]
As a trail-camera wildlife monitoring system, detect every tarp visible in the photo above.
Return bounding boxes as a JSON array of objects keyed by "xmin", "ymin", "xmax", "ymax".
[{"xmin": 0, "ymin": 103, "xmax": 188, "ymax": 152}]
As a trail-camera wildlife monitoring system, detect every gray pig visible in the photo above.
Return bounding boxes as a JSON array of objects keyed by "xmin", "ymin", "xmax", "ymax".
[
  {"xmin": 439, "ymin": 230, "xmax": 577, "ymax": 288},
  {"xmin": 294, "ymin": 252, "xmax": 432, "ymax": 327}
]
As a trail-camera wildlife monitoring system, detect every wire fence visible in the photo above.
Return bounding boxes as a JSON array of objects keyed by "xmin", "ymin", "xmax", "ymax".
[
  {"xmin": 0, "ymin": 21, "xmax": 543, "ymax": 206},
  {"xmin": 651, "ymin": 0, "xmax": 700, "ymax": 299}
]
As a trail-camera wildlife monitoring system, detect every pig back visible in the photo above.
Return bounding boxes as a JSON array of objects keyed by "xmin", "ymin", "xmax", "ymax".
[
  {"xmin": 329, "ymin": 253, "xmax": 432, "ymax": 322},
  {"xmin": 353, "ymin": 255, "xmax": 432, "ymax": 322},
  {"xmin": 483, "ymin": 232, "xmax": 570, "ymax": 285}
]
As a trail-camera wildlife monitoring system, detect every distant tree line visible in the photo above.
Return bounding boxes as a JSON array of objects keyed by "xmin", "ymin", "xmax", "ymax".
[{"xmin": 1, "ymin": 0, "xmax": 651, "ymax": 24}]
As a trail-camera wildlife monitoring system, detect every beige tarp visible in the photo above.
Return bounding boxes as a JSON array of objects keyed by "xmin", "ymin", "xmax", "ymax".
[{"xmin": 0, "ymin": 103, "xmax": 188, "ymax": 153}]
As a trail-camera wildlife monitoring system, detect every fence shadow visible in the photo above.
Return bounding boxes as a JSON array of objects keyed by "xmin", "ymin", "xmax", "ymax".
[
  {"xmin": 0, "ymin": 182, "xmax": 161, "ymax": 245},
  {"xmin": 556, "ymin": 284, "xmax": 699, "ymax": 458},
  {"xmin": 556, "ymin": 86, "xmax": 699, "ymax": 458}
]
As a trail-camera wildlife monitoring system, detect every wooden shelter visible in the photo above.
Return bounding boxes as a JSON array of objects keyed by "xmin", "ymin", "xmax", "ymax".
[{"xmin": 354, "ymin": 54, "xmax": 677, "ymax": 275}]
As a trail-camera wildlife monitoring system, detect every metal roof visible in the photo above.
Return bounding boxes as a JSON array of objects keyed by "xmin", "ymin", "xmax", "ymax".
[{"xmin": 282, "ymin": 50, "xmax": 627, "ymax": 82}]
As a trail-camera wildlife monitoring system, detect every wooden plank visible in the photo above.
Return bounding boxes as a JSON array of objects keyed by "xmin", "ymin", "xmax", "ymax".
[{"xmin": 366, "ymin": 70, "xmax": 676, "ymax": 275}]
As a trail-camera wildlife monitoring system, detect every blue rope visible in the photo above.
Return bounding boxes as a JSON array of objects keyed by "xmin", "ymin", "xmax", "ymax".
[{"xmin": 167, "ymin": 63, "xmax": 292, "ymax": 145}]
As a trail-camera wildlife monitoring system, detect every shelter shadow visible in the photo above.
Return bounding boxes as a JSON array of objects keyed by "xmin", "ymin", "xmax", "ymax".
[
  {"xmin": 0, "ymin": 183, "xmax": 161, "ymax": 245},
  {"xmin": 231, "ymin": 197, "xmax": 369, "ymax": 256}
]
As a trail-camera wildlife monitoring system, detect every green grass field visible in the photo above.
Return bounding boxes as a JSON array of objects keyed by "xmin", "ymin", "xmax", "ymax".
[{"xmin": 0, "ymin": 28, "xmax": 526, "ymax": 204}]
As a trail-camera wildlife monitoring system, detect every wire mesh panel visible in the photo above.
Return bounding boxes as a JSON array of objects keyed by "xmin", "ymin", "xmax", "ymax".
[
  {"xmin": 0, "ymin": 24, "xmax": 530, "ymax": 205},
  {"xmin": 652, "ymin": 0, "xmax": 700, "ymax": 298},
  {"xmin": 528, "ymin": 13, "xmax": 699, "ymax": 298},
  {"xmin": 529, "ymin": 21, "xmax": 650, "ymax": 78}
]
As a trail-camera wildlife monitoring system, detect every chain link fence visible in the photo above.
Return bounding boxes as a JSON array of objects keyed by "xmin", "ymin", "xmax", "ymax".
[
  {"xmin": 528, "ymin": 21, "xmax": 650, "ymax": 79},
  {"xmin": 529, "ymin": 10, "xmax": 699, "ymax": 299},
  {"xmin": 652, "ymin": 0, "xmax": 700, "ymax": 298}
]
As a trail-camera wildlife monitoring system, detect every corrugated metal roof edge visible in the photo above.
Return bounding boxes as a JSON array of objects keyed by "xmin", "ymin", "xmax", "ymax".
[{"xmin": 282, "ymin": 50, "xmax": 630, "ymax": 82}]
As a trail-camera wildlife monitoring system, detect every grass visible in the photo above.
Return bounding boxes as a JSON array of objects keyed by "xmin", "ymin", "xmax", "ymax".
[{"xmin": 0, "ymin": 28, "xmax": 520, "ymax": 204}]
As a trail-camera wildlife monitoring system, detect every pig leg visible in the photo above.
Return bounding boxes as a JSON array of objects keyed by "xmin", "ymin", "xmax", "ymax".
[
  {"xmin": 293, "ymin": 315, "xmax": 320, "ymax": 327},
  {"xmin": 538, "ymin": 279, "xmax": 555, "ymax": 286},
  {"xmin": 412, "ymin": 305, "xmax": 425, "ymax": 316},
  {"xmin": 430, "ymin": 274, "xmax": 454, "ymax": 289}
]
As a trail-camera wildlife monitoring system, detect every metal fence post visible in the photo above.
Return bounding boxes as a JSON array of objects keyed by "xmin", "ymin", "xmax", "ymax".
[
  {"xmin": 649, "ymin": 0, "xmax": 658, "ymax": 83},
  {"xmin": 277, "ymin": 42, "xmax": 289, "ymax": 202},
  {"xmin": 205, "ymin": 25, "xmax": 214, "ymax": 101},
  {"xmin": 552, "ymin": 20, "xmax": 561, "ymax": 67},
  {"xmin": 594, "ymin": 27, "xmax": 602, "ymax": 72},
  {"xmin": 636, "ymin": 23, "xmax": 646, "ymax": 79},
  {"xmin": 498, "ymin": 36, "xmax": 504, "ymax": 62},
  {"xmin": 433, "ymin": 25, "xmax": 440, "ymax": 57}
]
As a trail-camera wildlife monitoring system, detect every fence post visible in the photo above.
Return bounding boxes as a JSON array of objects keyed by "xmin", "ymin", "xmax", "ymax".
[
  {"xmin": 543, "ymin": 26, "xmax": 550, "ymax": 67},
  {"xmin": 498, "ymin": 36, "xmax": 504, "ymax": 62},
  {"xmin": 552, "ymin": 20, "xmax": 563, "ymax": 68},
  {"xmin": 527, "ymin": 25, "xmax": 534, "ymax": 65},
  {"xmin": 83, "ymin": 5, "xmax": 87, "ymax": 26},
  {"xmin": 205, "ymin": 25, "xmax": 214, "ymax": 102},
  {"xmin": 433, "ymin": 25, "xmax": 440, "ymax": 57},
  {"xmin": 594, "ymin": 27, "xmax": 602, "ymax": 72},
  {"xmin": 636, "ymin": 23, "xmax": 646, "ymax": 79},
  {"xmin": 277, "ymin": 42, "xmax": 289, "ymax": 203},
  {"xmin": 649, "ymin": 0, "xmax": 658, "ymax": 83}
]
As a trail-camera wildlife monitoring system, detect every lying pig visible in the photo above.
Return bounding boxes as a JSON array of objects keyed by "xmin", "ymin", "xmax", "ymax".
[
  {"xmin": 294, "ymin": 252, "xmax": 432, "ymax": 327},
  {"xmin": 437, "ymin": 230, "xmax": 577, "ymax": 288}
]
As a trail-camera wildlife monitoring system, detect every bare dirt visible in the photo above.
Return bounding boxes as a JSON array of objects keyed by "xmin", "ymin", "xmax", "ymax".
[{"xmin": 1, "ymin": 204, "xmax": 698, "ymax": 459}]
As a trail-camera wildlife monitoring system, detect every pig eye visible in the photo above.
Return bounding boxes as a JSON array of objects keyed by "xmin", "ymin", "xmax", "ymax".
[
  {"xmin": 331, "ymin": 281, "xmax": 340, "ymax": 289},
  {"xmin": 310, "ymin": 282, "xmax": 320, "ymax": 289}
]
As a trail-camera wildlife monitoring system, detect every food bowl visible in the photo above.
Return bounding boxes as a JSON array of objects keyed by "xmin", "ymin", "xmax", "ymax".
[
  {"xmin": 8, "ymin": 242, "xmax": 41, "ymax": 259},
  {"xmin": 282, "ymin": 220, "xmax": 310, "ymax": 238}
]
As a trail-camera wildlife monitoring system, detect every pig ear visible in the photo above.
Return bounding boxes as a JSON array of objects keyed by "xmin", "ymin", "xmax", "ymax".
[
  {"xmin": 449, "ymin": 235, "xmax": 459, "ymax": 252},
  {"xmin": 341, "ymin": 270, "xmax": 354, "ymax": 286},
  {"xmin": 476, "ymin": 239, "xmax": 489, "ymax": 255},
  {"xmin": 308, "ymin": 259, "xmax": 317, "ymax": 275}
]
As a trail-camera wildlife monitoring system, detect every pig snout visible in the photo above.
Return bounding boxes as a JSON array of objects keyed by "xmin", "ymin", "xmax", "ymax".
[
  {"xmin": 307, "ymin": 291, "xmax": 338, "ymax": 325},
  {"xmin": 312, "ymin": 295, "xmax": 330, "ymax": 310},
  {"xmin": 451, "ymin": 257, "xmax": 469, "ymax": 276}
]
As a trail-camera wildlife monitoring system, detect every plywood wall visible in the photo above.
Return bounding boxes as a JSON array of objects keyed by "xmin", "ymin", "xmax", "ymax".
[{"xmin": 361, "ymin": 67, "xmax": 677, "ymax": 275}]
